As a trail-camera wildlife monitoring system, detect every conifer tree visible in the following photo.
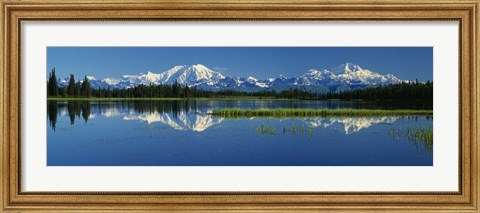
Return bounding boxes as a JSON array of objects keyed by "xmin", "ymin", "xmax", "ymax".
[
  {"xmin": 47, "ymin": 68, "xmax": 59, "ymax": 97},
  {"xmin": 67, "ymin": 74, "xmax": 76, "ymax": 97},
  {"xmin": 74, "ymin": 82, "xmax": 81, "ymax": 97},
  {"xmin": 81, "ymin": 76, "xmax": 91, "ymax": 97}
]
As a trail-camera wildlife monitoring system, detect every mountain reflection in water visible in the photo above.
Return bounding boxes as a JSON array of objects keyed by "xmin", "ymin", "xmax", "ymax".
[
  {"xmin": 47, "ymin": 100, "xmax": 433, "ymax": 166},
  {"xmin": 47, "ymin": 100, "xmax": 430, "ymax": 134}
]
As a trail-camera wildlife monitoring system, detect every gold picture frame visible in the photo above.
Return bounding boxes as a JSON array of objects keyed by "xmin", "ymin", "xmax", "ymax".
[{"xmin": 1, "ymin": 0, "xmax": 478, "ymax": 212}]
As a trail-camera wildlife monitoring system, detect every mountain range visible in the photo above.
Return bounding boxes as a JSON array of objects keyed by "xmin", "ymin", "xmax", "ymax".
[{"xmin": 57, "ymin": 63, "xmax": 404, "ymax": 92}]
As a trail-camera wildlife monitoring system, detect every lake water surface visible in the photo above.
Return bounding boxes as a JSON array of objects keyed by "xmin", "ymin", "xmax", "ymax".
[{"xmin": 47, "ymin": 100, "xmax": 433, "ymax": 166}]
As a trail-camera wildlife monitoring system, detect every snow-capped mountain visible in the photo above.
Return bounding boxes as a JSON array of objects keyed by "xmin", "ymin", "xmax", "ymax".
[
  {"xmin": 269, "ymin": 63, "xmax": 402, "ymax": 92},
  {"xmin": 57, "ymin": 63, "xmax": 404, "ymax": 92},
  {"xmin": 126, "ymin": 64, "xmax": 226, "ymax": 87}
]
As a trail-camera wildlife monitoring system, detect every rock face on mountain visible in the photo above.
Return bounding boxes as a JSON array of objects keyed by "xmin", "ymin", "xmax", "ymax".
[{"xmin": 57, "ymin": 63, "xmax": 404, "ymax": 92}]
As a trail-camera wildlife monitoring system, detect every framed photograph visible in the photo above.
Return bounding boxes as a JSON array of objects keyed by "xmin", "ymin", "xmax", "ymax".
[{"xmin": 1, "ymin": 0, "xmax": 478, "ymax": 212}]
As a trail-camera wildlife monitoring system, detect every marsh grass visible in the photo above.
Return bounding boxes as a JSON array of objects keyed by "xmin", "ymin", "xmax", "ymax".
[
  {"xmin": 256, "ymin": 123, "xmax": 315, "ymax": 137},
  {"xmin": 389, "ymin": 126, "xmax": 433, "ymax": 153},
  {"xmin": 256, "ymin": 124, "xmax": 276, "ymax": 135},
  {"xmin": 211, "ymin": 108, "xmax": 433, "ymax": 118}
]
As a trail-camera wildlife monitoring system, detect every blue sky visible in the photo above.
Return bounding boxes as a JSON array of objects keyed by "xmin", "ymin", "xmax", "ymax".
[{"xmin": 47, "ymin": 47, "xmax": 432, "ymax": 81}]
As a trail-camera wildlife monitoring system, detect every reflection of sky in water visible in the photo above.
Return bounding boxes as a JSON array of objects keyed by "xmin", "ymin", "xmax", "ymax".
[{"xmin": 47, "ymin": 100, "xmax": 433, "ymax": 166}]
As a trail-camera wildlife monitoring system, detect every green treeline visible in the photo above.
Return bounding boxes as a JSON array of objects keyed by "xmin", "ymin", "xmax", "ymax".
[
  {"xmin": 48, "ymin": 69, "xmax": 92, "ymax": 97},
  {"xmin": 47, "ymin": 68, "xmax": 433, "ymax": 101},
  {"xmin": 317, "ymin": 80, "xmax": 433, "ymax": 101}
]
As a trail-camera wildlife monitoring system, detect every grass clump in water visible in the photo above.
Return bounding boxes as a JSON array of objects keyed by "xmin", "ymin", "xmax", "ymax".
[
  {"xmin": 256, "ymin": 123, "xmax": 315, "ymax": 138},
  {"xmin": 256, "ymin": 124, "xmax": 276, "ymax": 135},
  {"xmin": 390, "ymin": 126, "xmax": 433, "ymax": 153}
]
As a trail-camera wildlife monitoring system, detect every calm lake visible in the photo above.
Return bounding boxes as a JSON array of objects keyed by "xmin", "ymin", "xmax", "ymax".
[{"xmin": 47, "ymin": 100, "xmax": 433, "ymax": 166}]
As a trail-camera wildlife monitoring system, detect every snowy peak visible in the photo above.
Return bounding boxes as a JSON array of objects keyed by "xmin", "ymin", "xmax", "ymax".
[
  {"xmin": 302, "ymin": 69, "xmax": 335, "ymax": 79},
  {"xmin": 154, "ymin": 64, "xmax": 225, "ymax": 85},
  {"xmin": 247, "ymin": 76, "xmax": 258, "ymax": 82},
  {"xmin": 154, "ymin": 65, "xmax": 187, "ymax": 83},
  {"xmin": 102, "ymin": 77, "xmax": 121, "ymax": 86},
  {"xmin": 330, "ymin": 62, "xmax": 364, "ymax": 74},
  {"xmin": 95, "ymin": 64, "xmax": 225, "ymax": 87},
  {"xmin": 180, "ymin": 64, "xmax": 225, "ymax": 82},
  {"xmin": 139, "ymin": 71, "xmax": 162, "ymax": 84}
]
